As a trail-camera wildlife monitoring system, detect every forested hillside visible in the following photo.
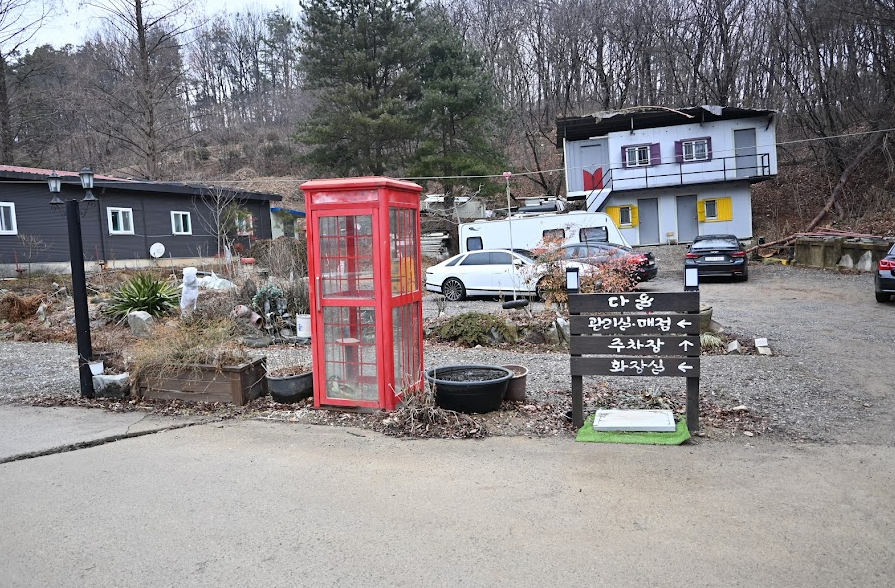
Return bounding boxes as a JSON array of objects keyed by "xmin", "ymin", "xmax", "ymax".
[{"xmin": 4, "ymin": 0, "xmax": 894, "ymax": 239}]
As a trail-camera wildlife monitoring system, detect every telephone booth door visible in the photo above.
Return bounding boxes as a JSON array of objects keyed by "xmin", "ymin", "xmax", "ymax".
[{"xmin": 312, "ymin": 208, "xmax": 380, "ymax": 407}]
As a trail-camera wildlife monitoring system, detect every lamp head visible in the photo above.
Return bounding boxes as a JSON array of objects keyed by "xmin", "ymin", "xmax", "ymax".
[
  {"xmin": 47, "ymin": 171, "xmax": 61, "ymax": 194},
  {"xmin": 79, "ymin": 167, "xmax": 94, "ymax": 190}
]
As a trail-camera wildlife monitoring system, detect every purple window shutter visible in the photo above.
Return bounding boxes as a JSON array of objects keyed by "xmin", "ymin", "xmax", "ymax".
[
  {"xmin": 706, "ymin": 137, "xmax": 713, "ymax": 160},
  {"xmin": 650, "ymin": 143, "xmax": 661, "ymax": 166},
  {"xmin": 674, "ymin": 141, "xmax": 683, "ymax": 163}
]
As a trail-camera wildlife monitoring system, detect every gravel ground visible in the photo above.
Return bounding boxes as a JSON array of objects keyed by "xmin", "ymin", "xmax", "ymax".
[{"xmin": 3, "ymin": 245, "xmax": 893, "ymax": 443}]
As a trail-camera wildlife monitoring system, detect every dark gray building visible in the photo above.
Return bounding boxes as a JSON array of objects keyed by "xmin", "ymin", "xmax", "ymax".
[{"xmin": 0, "ymin": 165, "xmax": 281, "ymax": 272}]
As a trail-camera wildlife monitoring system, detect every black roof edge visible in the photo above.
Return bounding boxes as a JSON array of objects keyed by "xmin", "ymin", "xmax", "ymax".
[{"xmin": 0, "ymin": 168, "xmax": 281, "ymax": 201}]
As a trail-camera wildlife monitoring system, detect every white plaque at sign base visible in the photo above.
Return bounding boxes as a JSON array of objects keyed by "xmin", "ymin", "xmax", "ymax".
[{"xmin": 593, "ymin": 409, "xmax": 677, "ymax": 432}]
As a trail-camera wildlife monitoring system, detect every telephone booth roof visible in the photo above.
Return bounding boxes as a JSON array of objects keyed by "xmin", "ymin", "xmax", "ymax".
[{"xmin": 301, "ymin": 176, "xmax": 423, "ymax": 193}]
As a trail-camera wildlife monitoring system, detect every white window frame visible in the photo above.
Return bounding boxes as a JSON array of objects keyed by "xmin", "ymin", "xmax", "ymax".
[
  {"xmin": 107, "ymin": 207, "xmax": 134, "ymax": 235},
  {"xmin": 682, "ymin": 139, "xmax": 709, "ymax": 162},
  {"xmin": 171, "ymin": 211, "xmax": 192, "ymax": 235},
  {"xmin": 625, "ymin": 145, "xmax": 651, "ymax": 167},
  {"xmin": 235, "ymin": 213, "xmax": 254, "ymax": 237},
  {"xmin": 618, "ymin": 206, "xmax": 633, "ymax": 226},
  {"xmin": 704, "ymin": 199, "xmax": 718, "ymax": 220},
  {"xmin": 0, "ymin": 201, "xmax": 17, "ymax": 235}
]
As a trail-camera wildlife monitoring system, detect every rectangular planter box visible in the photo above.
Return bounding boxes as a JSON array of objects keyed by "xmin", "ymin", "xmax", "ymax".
[{"xmin": 135, "ymin": 357, "xmax": 267, "ymax": 405}]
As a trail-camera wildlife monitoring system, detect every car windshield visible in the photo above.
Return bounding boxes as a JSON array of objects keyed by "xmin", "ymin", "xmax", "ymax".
[{"xmin": 692, "ymin": 238, "xmax": 738, "ymax": 250}]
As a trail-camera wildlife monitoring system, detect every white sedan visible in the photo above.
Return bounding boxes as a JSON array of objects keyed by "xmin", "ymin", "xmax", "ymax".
[{"xmin": 425, "ymin": 249, "xmax": 542, "ymax": 301}]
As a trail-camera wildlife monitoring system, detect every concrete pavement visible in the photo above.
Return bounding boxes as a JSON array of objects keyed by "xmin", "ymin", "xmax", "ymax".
[
  {"xmin": 0, "ymin": 405, "xmax": 205, "ymax": 462},
  {"xmin": 1, "ymin": 404, "xmax": 893, "ymax": 587}
]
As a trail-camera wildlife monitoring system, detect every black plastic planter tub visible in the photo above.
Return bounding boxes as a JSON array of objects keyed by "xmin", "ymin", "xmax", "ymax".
[
  {"xmin": 267, "ymin": 372, "xmax": 313, "ymax": 404},
  {"xmin": 424, "ymin": 365, "xmax": 512, "ymax": 414}
]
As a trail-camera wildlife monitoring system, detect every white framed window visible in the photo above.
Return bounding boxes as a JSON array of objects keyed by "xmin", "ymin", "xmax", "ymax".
[
  {"xmin": 619, "ymin": 206, "xmax": 633, "ymax": 226},
  {"xmin": 171, "ymin": 211, "xmax": 192, "ymax": 235},
  {"xmin": 704, "ymin": 199, "xmax": 718, "ymax": 220},
  {"xmin": 683, "ymin": 139, "xmax": 709, "ymax": 162},
  {"xmin": 0, "ymin": 202, "xmax": 17, "ymax": 235},
  {"xmin": 107, "ymin": 207, "xmax": 134, "ymax": 235},
  {"xmin": 625, "ymin": 145, "xmax": 651, "ymax": 167},
  {"xmin": 236, "ymin": 213, "xmax": 254, "ymax": 236}
]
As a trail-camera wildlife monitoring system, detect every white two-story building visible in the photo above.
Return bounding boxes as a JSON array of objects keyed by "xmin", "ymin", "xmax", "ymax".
[{"xmin": 557, "ymin": 105, "xmax": 778, "ymax": 246}]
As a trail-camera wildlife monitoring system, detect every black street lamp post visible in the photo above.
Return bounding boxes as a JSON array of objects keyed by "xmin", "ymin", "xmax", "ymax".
[{"xmin": 48, "ymin": 168, "xmax": 98, "ymax": 398}]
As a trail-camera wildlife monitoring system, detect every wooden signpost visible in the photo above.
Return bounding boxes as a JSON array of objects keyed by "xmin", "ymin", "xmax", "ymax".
[{"xmin": 569, "ymin": 291, "xmax": 701, "ymax": 431}]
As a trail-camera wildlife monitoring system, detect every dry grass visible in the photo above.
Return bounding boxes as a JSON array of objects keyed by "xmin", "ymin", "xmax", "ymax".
[
  {"xmin": 0, "ymin": 293, "xmax": 46, "ymax": 322},
  {"xmin": 128, "ymin": 317, "xmax": 249, "ymax": 381},
  {"xmin": 374, "ymin": 386, "xmax": 487, "ymax": 439}
]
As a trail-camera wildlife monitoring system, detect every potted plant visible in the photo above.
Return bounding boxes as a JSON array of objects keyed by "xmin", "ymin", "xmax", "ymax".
[
  {"xmin": 424, "ymin": 365, "xmax": 512, "ymax": 414},
  {"xmin": 266, "ymin": 363, "xmax": 314, "ymax": 403}
]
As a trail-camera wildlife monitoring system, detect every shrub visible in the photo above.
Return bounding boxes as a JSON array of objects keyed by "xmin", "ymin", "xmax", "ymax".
[
  {"xmin": 431, "ymin": 312, "xmax": 515, "ymax": 347},
  {"xmin": 524, "ymin": 235, "xmax": 641, "ymax": 306},
  {"xmin": 105, "ymin": 273, "xmax": 179, "ymax": 321}
]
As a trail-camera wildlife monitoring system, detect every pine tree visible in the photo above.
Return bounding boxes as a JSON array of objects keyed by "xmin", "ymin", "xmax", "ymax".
[
  {"xmin": 296, "ymin": 0, "xmax": 426, "ymax": 176},
  {"xmin": 408, "ymin": 7, "xmax": 506, "ymax": 197}
]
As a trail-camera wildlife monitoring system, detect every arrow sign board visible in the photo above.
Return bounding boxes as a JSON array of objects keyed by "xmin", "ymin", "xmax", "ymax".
[
  {"xmin": 571, "ymin": 357, "xmax": 700, "ymax": 377},
  {"xmin": 568, "ymin": 291, "xmax": 699, "ymax": 314},
  {"xmin": 570, "ymin": 314, "xmax": 701, "ymax": 336},
  {"xmin": 571, "ymin": 335, "xmax": 701, "ymax": 357}
]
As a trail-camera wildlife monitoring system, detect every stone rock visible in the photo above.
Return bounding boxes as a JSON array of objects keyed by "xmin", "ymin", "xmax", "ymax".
[
  {"xmin": 707, "ymin": 319, "xmax": 725, "ymax": 334},
  {"xmin": 727, "ymin": 340, "xmax": 742, "ymax": 355},
  {"xmin": 36, "ymin": 303, "xmax": 48, "ymax": 323},
  {"xmin": 731, "ymin": 405, "xmax": 750, "ymax": 412},
  {"xmin": 127, "ymin": 311, "xmax": 154, "ymax": 336},
  {"xmin": 757, "ymin": 346, "xmax": 773, "ymax": 356},
  {"xmin": 92, "ymin": 373, "xmax": 130, "ymax": 398},
  {"xmin": 544, "ymin": 323, "xmax": 561, "ymax": 346},
  {"xmin": 857, "ymin": 250, "xmax": 874, "ymax": 272},
  {"xmin": 555, "ymin": 316, "xmax": 570, "ymax": 345},
  {"xmin": 754, "ymin": 337, "xmax": 769, "ymax": 348}
]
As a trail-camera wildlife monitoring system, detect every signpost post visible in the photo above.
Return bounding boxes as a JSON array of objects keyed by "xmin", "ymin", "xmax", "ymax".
[{"xmin": 569, "ymin": 291, "xmax": 701, "ymax": 431}]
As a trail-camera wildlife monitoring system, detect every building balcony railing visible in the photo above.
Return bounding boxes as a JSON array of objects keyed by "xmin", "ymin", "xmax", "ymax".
[{"xmin": 571, "ymin": 152, "xmax": 773, "ymax": 207}]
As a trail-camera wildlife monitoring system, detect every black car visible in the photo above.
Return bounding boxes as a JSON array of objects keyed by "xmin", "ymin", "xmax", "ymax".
[
  {"xmin": 685, "ymin": 234, "xmax": 748, "ymax": 281},
  {"xmin": 875, "ymin": 243, "xmax": 895, "ymax": 302},
  {"xmin": 557, "ymin": 242, "xmax": 658, "ymax": 282}
]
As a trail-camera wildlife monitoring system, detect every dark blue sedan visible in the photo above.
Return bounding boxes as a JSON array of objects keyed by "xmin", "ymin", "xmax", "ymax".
[
  {"xmin": 685, "ymin": 234, "xmax": 749, "ymax": 281},
  {"xmin": 875, "ymin": 243, "xmax": 895, "ymax": 303}
]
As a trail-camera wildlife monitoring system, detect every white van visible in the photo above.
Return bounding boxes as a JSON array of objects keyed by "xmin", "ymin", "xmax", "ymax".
[{"xmin": 459, "ymin": 210, "xmax": 629, "ymax": 254}]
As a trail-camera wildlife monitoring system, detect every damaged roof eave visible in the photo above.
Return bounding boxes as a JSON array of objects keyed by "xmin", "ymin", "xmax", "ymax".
[{"xmin": 556, "ymin": 105, "xmax": 777, "ymax": 147}]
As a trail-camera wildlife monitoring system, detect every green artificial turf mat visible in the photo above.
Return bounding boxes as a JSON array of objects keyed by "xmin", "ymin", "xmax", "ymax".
[{"xmin": 576, "ymin": 414, "xmax": 690, "ymax": 445}]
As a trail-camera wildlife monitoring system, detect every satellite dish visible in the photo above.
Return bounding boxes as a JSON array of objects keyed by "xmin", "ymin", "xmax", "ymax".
[{"xmin": 149, "ymin": 242, "xmax": 166, "ymax": 258}]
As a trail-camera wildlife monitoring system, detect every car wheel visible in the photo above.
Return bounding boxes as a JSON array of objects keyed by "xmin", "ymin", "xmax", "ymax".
[
  {"xmin": 876, "ymin": 292, "xmax": 891, "ymax": 303},
  {"xmin": 442, "ymin": 278, "xmax": 466, "ymax": 301}
]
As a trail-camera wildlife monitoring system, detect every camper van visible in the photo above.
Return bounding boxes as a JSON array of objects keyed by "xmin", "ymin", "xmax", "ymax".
[{"xmin": 458, "ymin": 210, "xmax": 629, "ymax": 254}]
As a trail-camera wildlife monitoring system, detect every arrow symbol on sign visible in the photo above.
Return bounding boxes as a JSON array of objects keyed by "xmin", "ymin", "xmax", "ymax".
[
  {"xmin": 678, "ymin": 362, "xmax": 694, "ymax": 372},
  {"xmin": 679, "ymin": 340, "xmax": 694, "ymax": 350},
  {"xmin": 677, "ymin": 319, "xmax": 692, "ymax": 328}
]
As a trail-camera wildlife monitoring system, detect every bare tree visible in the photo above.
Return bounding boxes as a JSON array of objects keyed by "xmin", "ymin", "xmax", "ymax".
[{"xmin": 84, "ymin": 0, "xmax": 194, "ymax": 179}]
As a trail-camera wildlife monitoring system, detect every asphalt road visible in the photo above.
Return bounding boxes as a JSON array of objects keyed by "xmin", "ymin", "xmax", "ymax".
[{"xmin": 1, "ymin": 418, "xmax": 893, "ymax": 588}]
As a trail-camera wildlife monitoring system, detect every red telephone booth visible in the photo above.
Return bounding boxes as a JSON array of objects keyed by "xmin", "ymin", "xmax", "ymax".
[{"xmin": 302, "ymin": 177, "xmax": 424, "ymax": 411}]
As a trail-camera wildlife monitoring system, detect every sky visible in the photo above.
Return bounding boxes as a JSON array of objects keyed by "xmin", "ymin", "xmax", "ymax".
[{"xmin": 22, "ymin": 0, "xmax": 293, "ymax": 52}]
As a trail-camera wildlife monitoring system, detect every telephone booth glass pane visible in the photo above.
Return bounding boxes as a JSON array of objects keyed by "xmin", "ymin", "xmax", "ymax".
[
  {"xmin": 392, "ymin": 302, "xmax": 421, "ymax": 393},
  {"xmin": 389, "ymin": 207, "xmax": 419, "ymax": 296},
  {"xmin": 322, "ymin": 306, "xmax": 378, "ymax": 401},
  {"xmin": 319, "ymin": 214, "xmax": 374, "ymax": 298}
]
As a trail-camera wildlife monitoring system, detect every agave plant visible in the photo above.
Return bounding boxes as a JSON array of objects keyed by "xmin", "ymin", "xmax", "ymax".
[{"xmin": 105, "ymin": 273, "xmax": 180, "ymax": 321}]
